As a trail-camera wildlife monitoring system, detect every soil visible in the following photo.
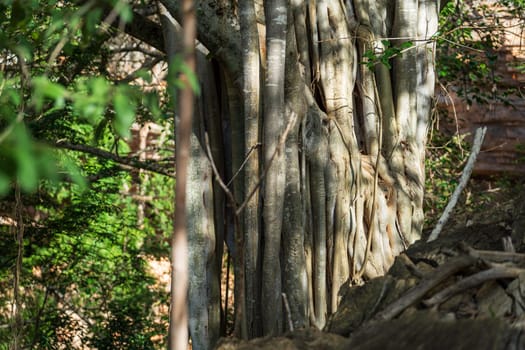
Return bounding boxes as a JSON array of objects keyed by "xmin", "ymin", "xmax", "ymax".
[{"xmin": 216, "ymin": 180, "xmax": 525, "ymax": 349}]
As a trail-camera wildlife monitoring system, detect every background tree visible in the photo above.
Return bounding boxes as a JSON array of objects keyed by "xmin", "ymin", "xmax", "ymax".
[{"xmin": 0, "ymin": 1, "xmax": 174, "ymax": 348}]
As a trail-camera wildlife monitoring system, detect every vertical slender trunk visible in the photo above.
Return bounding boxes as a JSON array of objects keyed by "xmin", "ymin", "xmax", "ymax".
[
  {"xmin": 163, "ymin": 0, "xmax": 196, "ymax": 347},
  {"xmin": 261, "ymin": 0, "xmax": 287, "ymax": 335},
  {"xmin": 281, "ymin": 10, "xmax": 308, "ymax": 330},
  {"xmin": 12, "ymin": 185, "xmax": 24, "ymax": 350},
  {"xmin": 392, "ymin": 0, "xmax": 419, "ymax": 244},
  {"xmin": 239, "ymin": 0, "xmax": 262, "ymax": 337}
]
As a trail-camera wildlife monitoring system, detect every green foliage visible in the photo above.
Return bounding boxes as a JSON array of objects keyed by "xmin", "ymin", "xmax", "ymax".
[
  {"xmin": 362, "ymin": 40, "xmax": 414, "ymax": 70},
  {"xmin": 0, "ymin": 0, "xmax": 147, "ymax": 196},
  {"xmin": 0, "ymin": 160, "xmax": 172, "ymax": 348},
  {"xmin": 167, "ymin": 55, "xmax": 201, "ymax": 106},
  {"xmin": 425, "ymin": 130, "xmax": 469, "ymax": 225},
  {"xmin": 0, "ymin": 0, "xmax": 180, "ymax": 348},
  {"xmin": 436, "ymin": 0, "xmax": 524, "ymax": 106},
  {"xmin": 424, "ymin": 0, "xmax": 525, "ymax": 225}
]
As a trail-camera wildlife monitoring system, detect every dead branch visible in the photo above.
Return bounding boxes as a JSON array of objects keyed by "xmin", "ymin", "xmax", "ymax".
[
  {"xmin": 427, "ymin": 126, "xmax": 487, "ymax": 242},
  {"xmin": 371, "ymin": 255, "xmax": 477, "ymax": 322},
  {"xmin": 460, "ymin": 242, "xmax": 525, "ymax": 265},
  {"xmin": 423, "ymin": 265, "xmax": 525, "ymax": 307}
]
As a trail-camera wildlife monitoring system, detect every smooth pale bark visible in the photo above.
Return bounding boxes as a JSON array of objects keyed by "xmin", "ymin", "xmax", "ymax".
[
  {"xmin": 282, "ymin": 107, "xmax": 308, "ymax": 330},
  {"xmin": 392, "ymin": 0, "xmax": 419, "ymax": 244},
  {"xmin": 281, "ymin": 12, "xmax": 308, "ymax": 331},
  {"xmin": 186, "ymin": 107, "xmax": 216, "ymax": 350},
  {"xmin": 156, "ymin": 0, "xmax": 439, "ymax": 341},
  {"xmin": 413, "ymin": 0, "xmax": 440, "ymax": 236},
  {"xmin": 239, "ymin": 0, "xmax": 262, "ymax": 338},
  {"xmin": 261, "ymin": 0, "xmax": 287, "ymax": 335},
  {"xmin": 316, "ymin": 0, "xmax": 359, "ymax": 318}
]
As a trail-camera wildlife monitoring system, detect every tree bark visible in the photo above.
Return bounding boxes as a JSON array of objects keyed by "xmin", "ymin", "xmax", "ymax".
[
  {"xmin": 155, "ymin": 0, "xmax": 440, "ymax": 343},
  {"xmin": 161, "ymin": 0, "xmax": 196, "ymax": 347},
  {"xmin": 261, "ymin": 0, "xmax": 287, "ymax": 335},
  {"xmin": 239, "ymin": 0, "xmax": 262, "ymax": 337}
]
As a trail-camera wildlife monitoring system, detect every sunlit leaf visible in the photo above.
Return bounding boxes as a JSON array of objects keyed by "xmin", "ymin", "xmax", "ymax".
[
  {"xmin": 13, "ymin": 124, "xmax": 38, "ymax": 192},
  {"xmin": 118, "ymin": 3, "xmax": 133, "ymax": 23},
  {"xmin": 60, "ymin": 154, "xmax": 87, "ymax": 190},
  {"xmin": 32, "ymin": 76, "xmax": 67, "ymax": 110}
]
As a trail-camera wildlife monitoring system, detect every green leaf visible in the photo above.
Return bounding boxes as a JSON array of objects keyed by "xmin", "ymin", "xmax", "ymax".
[
  {"xmin": 399, "ymin": 41, "xmax": 414, "ymax": 50},
  {"xmin": 117, "ymin": 2, "xmax": 133, "ymax": 23},
  {"xmin": 89, "ymin": 77, "xmax": 111, "ymax": 101},
  {"xmin": 180, "ymin": 64, "xmax": 201, "ymax": 95},
  {"xmin": 85, "ymin": 8, "xmax": 103, "ymax": 34},
  {"xmin": 60, "ymin": 154, "xmax": 87, "ymax": 190},
  {"xmin": 113, "ymin": 90, "xmax": 135, "ymax": 138},
  {"xmin": 32, "ymin": 76, "xmax": 67, "ymax": 110},
  {"xmin": 13, "ymin": 125, "xmax": 38, "ymax": 192}
]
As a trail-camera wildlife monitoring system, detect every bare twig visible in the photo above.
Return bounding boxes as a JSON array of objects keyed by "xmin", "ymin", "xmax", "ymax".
[
  {"xmin": 204, "ymin": 133, "xmax": 239, "ymax": 212},
  {"xmin": 423, "ymin": 265, "xmax": 524, "ymax": 307},
  {"xmin": 236, "ymin": 112, "xmax": 298, "ymax": 216},
  {"xmin": 225, "ymin": 143, "xmax": 261, "ymax": 188},
  {"xmin": 427, "ymin": 126, "xmax": 487, "ymax": 242}
]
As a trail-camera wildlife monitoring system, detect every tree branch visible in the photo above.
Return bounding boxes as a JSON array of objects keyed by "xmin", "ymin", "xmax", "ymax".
[
  {"xmin": 427, "ymin": 126, "xmax": 487, "ymax": 242},
  {"xmin": 54, "ymin": 141, "xmax": 174, "ymax": 178},
  {"xmin": 121, "ymin": 11, "xmax": 166, "ymax": 52},
  {"xmin": 371, "ymin": 255, "xmax": 477, "ymax": 322},
  {"xmin": 423, "ymin": 265, "xmax": 524, "ymax": 307}
]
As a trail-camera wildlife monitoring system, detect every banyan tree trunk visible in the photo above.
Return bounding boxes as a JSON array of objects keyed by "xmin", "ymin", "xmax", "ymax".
[{"xmin": 159, "ymin": 0, "xmax": 440, "ymax": 347}]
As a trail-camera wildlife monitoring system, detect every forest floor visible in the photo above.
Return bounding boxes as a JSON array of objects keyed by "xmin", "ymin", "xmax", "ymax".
[{"xmin": 216, "ymin": 178, "xmax": 525, "ymax": 350}]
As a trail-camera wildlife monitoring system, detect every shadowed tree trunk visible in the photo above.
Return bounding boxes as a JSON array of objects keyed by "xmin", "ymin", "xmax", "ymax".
[
  {"xmin": 158, "ymin": 0, "xmax": 440, "ymax": 347},
  {"xmin": 159, "ymin": 0, "xmax": 196, "ymax": 347}
]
